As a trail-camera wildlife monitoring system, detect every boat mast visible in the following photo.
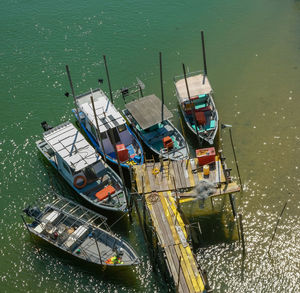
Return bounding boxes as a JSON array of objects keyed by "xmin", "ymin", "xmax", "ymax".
[
  {"xmin": 182, "ymin": 63, "xmax": 201, "ymax": 147},
  {"xmin": 103, "ymin": 55, "xmax": 114, "ymax": 104},
  {"xmin": 66, "ymin": 65, "xmax": 82, "ymax": 129},
  {"xmin": 89, "ymin": 89, "xmax": 107, "ymax": 162},
  {"xmin": 159, "ymin": 52, "xmax": 165, "ymax": 122},
  {"xmin": 201, "ymin": 30, "xmax": 208, "ymax": 83}
]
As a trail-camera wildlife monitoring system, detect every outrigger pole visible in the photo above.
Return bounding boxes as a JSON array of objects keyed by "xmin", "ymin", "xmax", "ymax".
[
  {"xmin": 201, "ymin": 30, "xmax": 208, "ymax": 83},
  {"xmin": 182, "ymin": 63, "xmax": 202, "ymax": 147},
  {"xmin": 90, "ymin": 89, "xmax": 107, "ymax": 162},
  {"xmin": 108, "ymin": 128, "xmax": 130, "ymax": 211},
  {"xmin": 159, "ymin": 52, "xmax": 165, "ymax": 122},
  {"xmin": 66, "ymin": 65, "xmax": 82, "ymax": 129},
  {"xmin": 103, "ymin": 55, "xmax": 114, "ymax": 104}
]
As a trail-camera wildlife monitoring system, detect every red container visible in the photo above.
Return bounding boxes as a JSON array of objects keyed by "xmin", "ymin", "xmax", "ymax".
[
  {"xmin": 95, "ymin": 185, "xmax": 116, "ymax": 201},
  {"xmin": 116, "ymin": 144, "xmax": 129, "ymax": 162},
  {"xmin": 195, "ymin": 111, "xmax": 206, "ymax": 125},
  {"xmin": 162, "ymin": 136, "xmax": 173, "ymax": 149},
  {"xmin": 196, "ymin": 147, "xmax": 216, "ymax": 166}
]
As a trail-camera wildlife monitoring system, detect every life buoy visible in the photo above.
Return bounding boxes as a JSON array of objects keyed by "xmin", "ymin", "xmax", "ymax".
[{"xmin": 73, "ymin": 175, "xmax": 87, "ymax": 189}]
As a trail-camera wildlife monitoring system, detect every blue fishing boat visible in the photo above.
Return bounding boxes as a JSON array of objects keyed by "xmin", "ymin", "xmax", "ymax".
[
  {"xmin": 72, "ymin": 88, "xmax": 144, "ymax": 169},
  {"xmin": 36, "ymin": 121, "xmax": 128, "ymax": 213}
]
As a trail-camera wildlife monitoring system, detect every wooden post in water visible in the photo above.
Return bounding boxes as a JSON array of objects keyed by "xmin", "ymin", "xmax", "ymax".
[
  {"xmin": 182, "ymin": 63, "xmax": 202, "ymax": 147},
  {"xmin": 159, "ymin": 52, "xmax": 165, "ymax": 122},
  {"xmin": 66, "ymin": 65, "xmax": 82, "ymax": 129},
  {"xmin": 90, "ymin": 92, "xmax": 107, "ymax": 162},
  {"xmin": 229, "ymin": 128, "xmax": 243, "ymax": 192},
  {"xmin": 229, "ymin": 193, "xmax": 237, "ymax": 219},
  {"xmin": 202, "ymin": 270, "xmax": 213, "ymax": 292},
  {"xmin": 238, "ymin": 213, "xmax": 246, "ymax": 257},
  {"xmin": 201, "ymin": 30, "xmax": 208, "ymax": 78},
  {"xmin": 268, "ymin": 201, "xmax": 287, "ymax": 254},
  {"xmin": 108, "ymin": 128, "xmax": 130, "ymax": 211},
  {"xmin": 103, "ymin": 55, "xmax": 114, "ymax": 104}
]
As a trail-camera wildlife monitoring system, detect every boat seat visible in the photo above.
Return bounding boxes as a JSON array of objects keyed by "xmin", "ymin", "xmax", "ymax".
[{"xmin": 64, "ymin": 225, "xmax": 89, "ymax": 250}]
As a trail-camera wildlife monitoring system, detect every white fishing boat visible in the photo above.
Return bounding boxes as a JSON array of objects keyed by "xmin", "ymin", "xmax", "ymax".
[
  {"xmin": 122, "ymin": 94, "xmax": 189, "ymax": 161},
  {"xmin": 174, "ymin": 71, "xmax": 219, "ymax": 145},
  {"xmin": 72, "ymin": 88, "xmax": 144, "ymax": 169},
  {"xmin": 36, "ymin": 121, "xmax": 128, "ymax": 213},
  {"xmin": 23, "ymin": 196, "xmax": 140, "ymax": 267}
]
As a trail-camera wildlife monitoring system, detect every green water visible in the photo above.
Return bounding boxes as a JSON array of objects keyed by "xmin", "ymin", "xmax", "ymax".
[{"xmin": 1, "ymin": 0, "xmax": 300, "ymax": 292}]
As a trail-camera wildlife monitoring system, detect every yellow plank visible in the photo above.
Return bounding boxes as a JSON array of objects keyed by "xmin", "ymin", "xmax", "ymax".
[
  {"xmin": 167, "ymin": 194, "xmax": 187, "ymax": 238},
  {"xmin": 159, "ymin": 206, "xmax": 195, "ymax": 292},
  {"xmin": 159, "ymin": 193, "xmax": 203, "ymax": 292},
  {"xmin": 166, "ymin": 193, "xmax": 205, "ymax": 292}
]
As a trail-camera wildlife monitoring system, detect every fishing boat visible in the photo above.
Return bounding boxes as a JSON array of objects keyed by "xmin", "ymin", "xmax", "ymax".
[
  {"xmin": 72, "ymin": 88, "xmax": 144, "ymax": 169},
  {"xmin": 122, "ymin": 94, "xmax": 189, "ymax": 160},
  {"xmin": 174, "ymin": 71, "xmax": 219, "ymax": 145},
  {"xmin": 36, "ymin": 121, "xmax": 128, "ymax": 213},
  {"xmin": 22, "ymin": 196, "xmax": 140, "ymax": 267}
]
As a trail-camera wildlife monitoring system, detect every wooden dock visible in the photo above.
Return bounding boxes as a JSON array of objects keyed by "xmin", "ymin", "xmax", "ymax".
[
  {"xmin": 132, "ymin": 157, "xmax": 240, "ymax": 292},
  {"xmin": 133, "ymin": 157, "xmax": 240, "ymax": 197},
  {"xmin": 145, "ymin": 191, "xmax": 205, "ymax": 293}
]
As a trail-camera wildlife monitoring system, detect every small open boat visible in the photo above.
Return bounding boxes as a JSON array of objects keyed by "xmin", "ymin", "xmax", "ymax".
[
  {"xmin": 72, "ymin": 88, "xmax": 144, "ymax": 169},
  {"xmin": 174, "ymin": 71, "xmax": 219, "ymax": 145},
  {"xmin": 36, "ymin": 121, "xmax": 128, "ymax": 213},
  {"xmin": 23, "ymin": 196, "xmax": 140, "ymax": 267},
  {"xmin": 122, "ymin": 94, "xmax": 189, "ymax": 161}
]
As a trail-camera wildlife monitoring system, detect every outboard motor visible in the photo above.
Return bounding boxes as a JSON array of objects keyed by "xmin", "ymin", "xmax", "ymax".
[
  {"xmin": 41, "ymin": 121, "xmax": 53, "ymax": 132},
  {"xmin": 24, "ymin": 206, "xmax": 41, "ymax": 218}
]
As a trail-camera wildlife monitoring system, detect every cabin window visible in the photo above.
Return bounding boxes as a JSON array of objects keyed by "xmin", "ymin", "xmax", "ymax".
[
  {"xmin": 100, "ymin": 131, "xmax": 107, "ymax": 140},
  {"xmin": 108, "ymin": 127, "xmax": 121, "ymax": 144},
  {"xmin": 117, "ymin": 124, "xmax": 126, "ymax": 133},
  {"xmin": 90, "ymin": 123, "xmax": 97, "ymax": 138},
  {"xmin": 62, "ymin": 161, "xmax": 71, "ymax": 174}
]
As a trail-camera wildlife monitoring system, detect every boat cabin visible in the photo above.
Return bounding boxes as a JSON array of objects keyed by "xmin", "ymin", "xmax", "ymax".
[
  {"xmin": 43, "ymin": 122, "xmax": 106, "ymax": 189},
  {"xmin": 75, "ymin": 89, "xmax": 142, "ymax": 164}
]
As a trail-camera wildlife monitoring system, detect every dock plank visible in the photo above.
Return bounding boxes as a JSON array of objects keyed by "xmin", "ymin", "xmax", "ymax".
[{"xmin": 159, "ymin": 193, "xmax": 201, "ymax": 293}]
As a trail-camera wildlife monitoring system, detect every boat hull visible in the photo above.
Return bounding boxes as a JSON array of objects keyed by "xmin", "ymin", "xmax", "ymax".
[{"xmin": 36, "ymin": 140, "xmax": 128, "ymax": 214}]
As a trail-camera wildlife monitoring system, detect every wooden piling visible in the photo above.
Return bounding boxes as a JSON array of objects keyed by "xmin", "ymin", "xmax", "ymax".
[
  {"xmin": 268, "ymin": 201, "xmax": 287, "ymax": 253},
  {"xmin": 108, "ymin": 128, "xmax": 130, "ymax": 210},
  {"xmin": 90, "ymin": 93, "xmax": 107, "ymax": 161},
  {"xmin": 103, "ymin": 55, "xmax": 114, "ymax": 104},
  {"xmin": 65, "ymin": 65, "xmax": 82, "ymax": 129},
  {"xmin": 176, "ymin": 256, "xmax": 182, "ymax": 293},
  {"xmin": 229, "ymin": 128, "xmax": 243, "ymax": 192},
  {"xmin": 201, "ymin": 31, "xmax": 208, "ymax": 77},
  {"xmin": 159, "ymin": 52, "xmax": 165, "ymax": 122},
  {"xmin": 182, "ymin": 63, "xmax": 202, "ymax": 147},
  {"xmin": 238, "ymin": 213, "xmax": 246, "ymax": 257},
  {"xmin": 229, "ymin": 194, "xmax": 237, "ymax": 219}
]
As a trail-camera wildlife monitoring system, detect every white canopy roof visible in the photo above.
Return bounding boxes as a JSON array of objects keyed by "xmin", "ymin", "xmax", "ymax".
[
  {"xmin": 78, "ymin": 90, "xmax": 126, "ymax": 133},
  {"xmin": 43, "ymin": 122, "xmax": 99, "ymax": 172},
  {"xmin": 175, "ymin": 74, "xmax": 212, "ymax": 103}
]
